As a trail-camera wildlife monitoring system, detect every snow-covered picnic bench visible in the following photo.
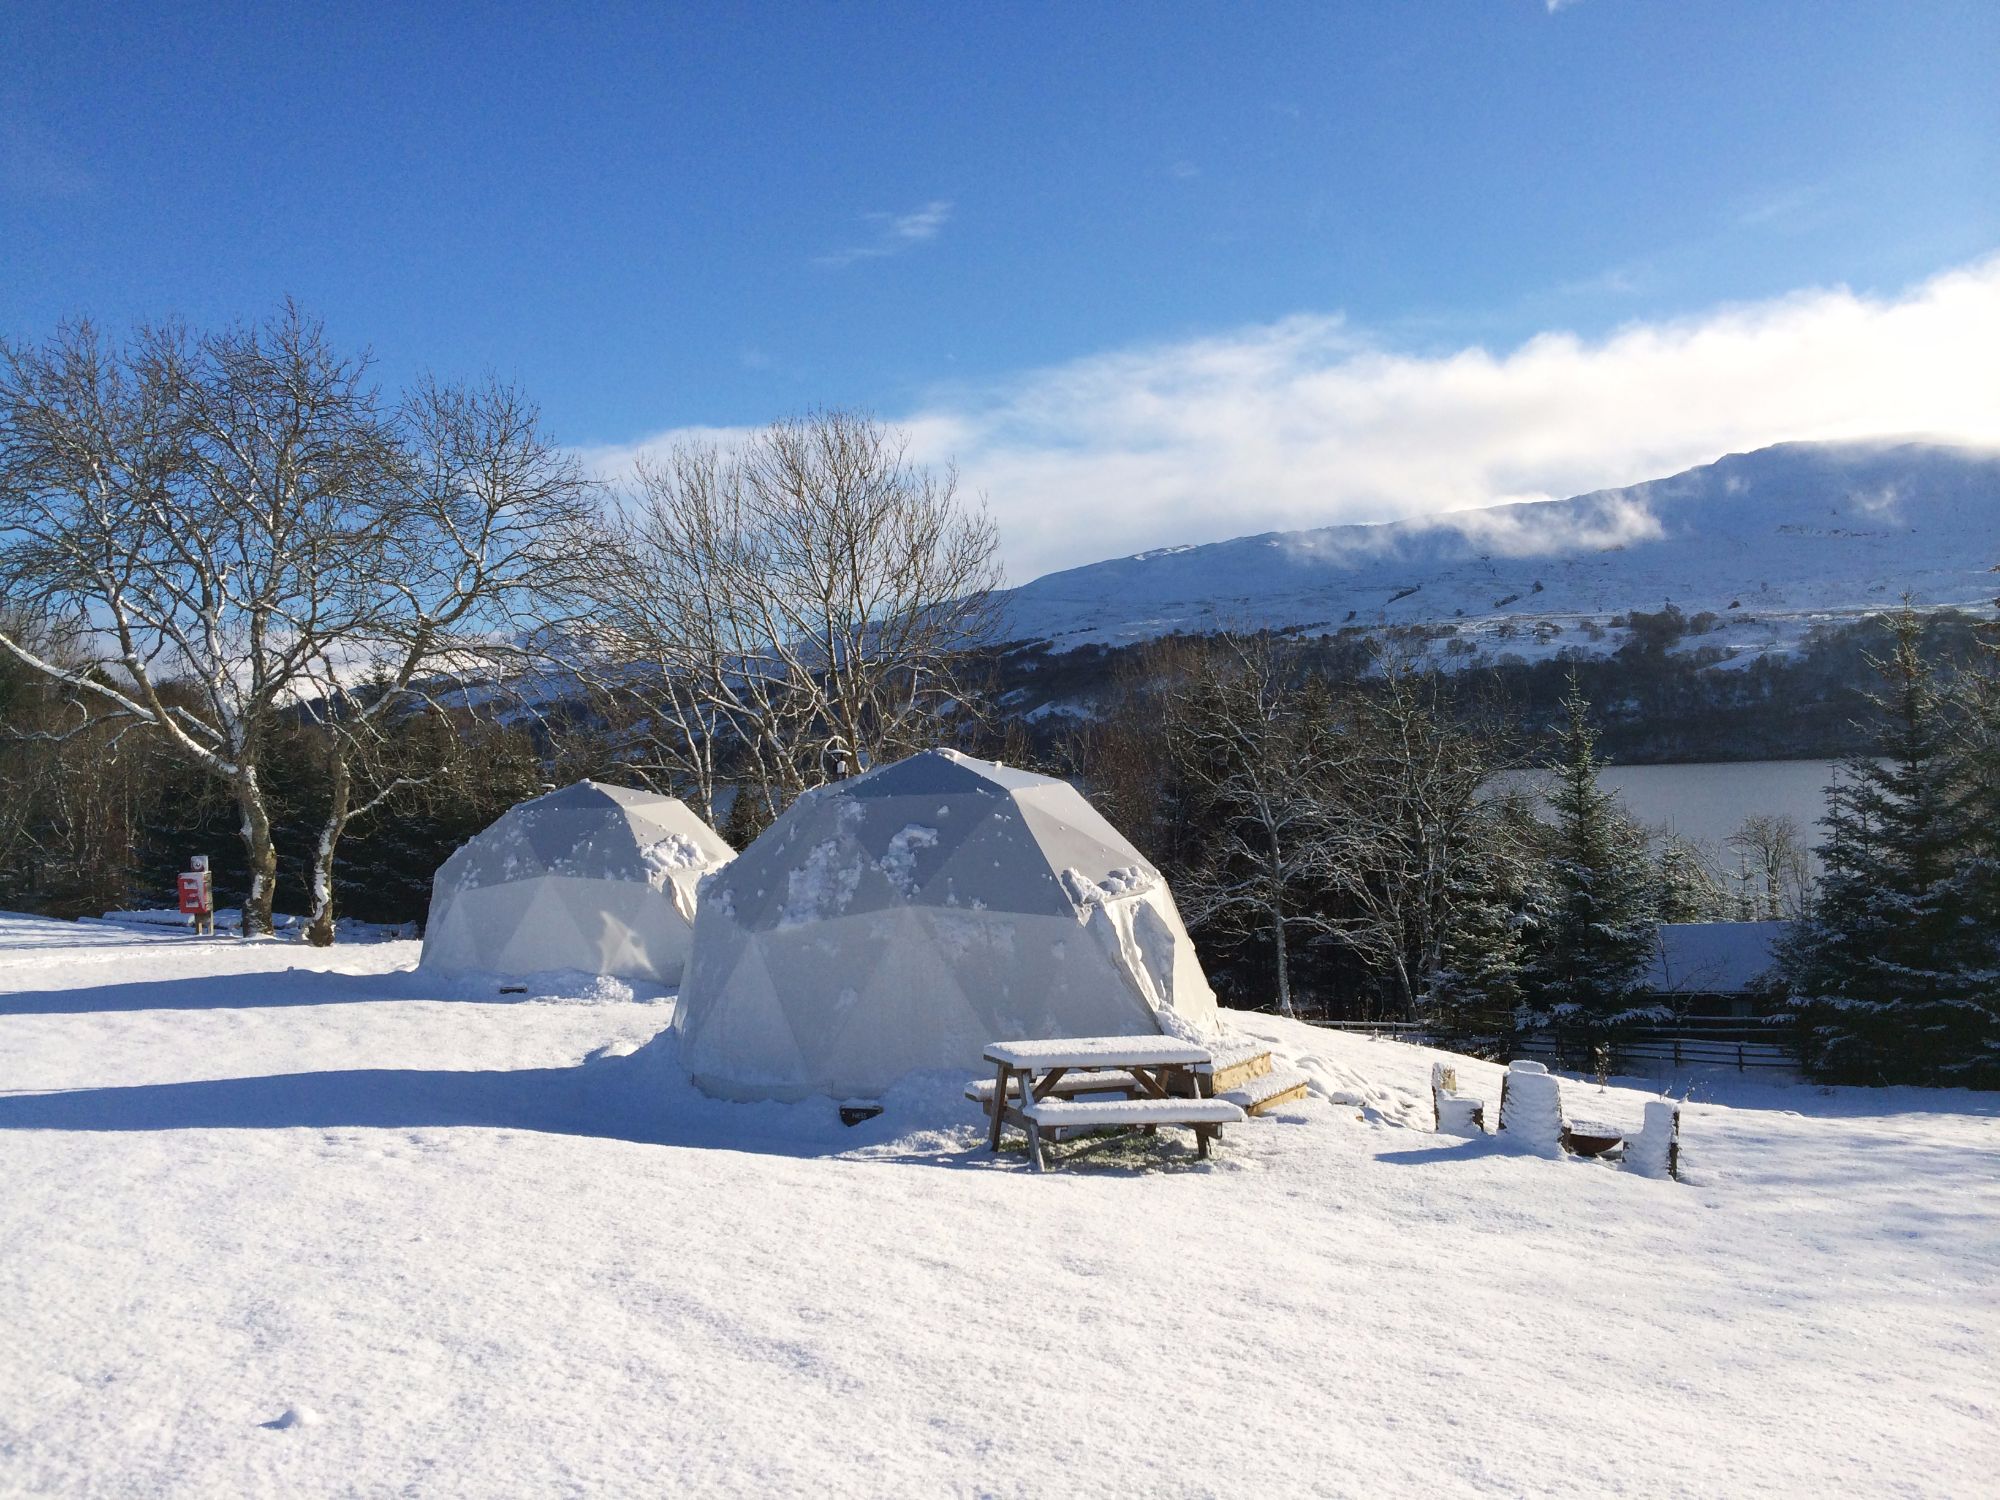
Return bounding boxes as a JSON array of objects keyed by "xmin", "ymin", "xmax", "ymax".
[{"xmin": 977, "ymin": 1037, "xmax": 1246, "ymax": 1171}]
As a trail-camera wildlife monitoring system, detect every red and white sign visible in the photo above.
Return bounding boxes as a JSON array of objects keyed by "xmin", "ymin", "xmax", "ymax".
[{"xmin": 177, "ymin": 871, "xmax": 212, "ymax": 916}]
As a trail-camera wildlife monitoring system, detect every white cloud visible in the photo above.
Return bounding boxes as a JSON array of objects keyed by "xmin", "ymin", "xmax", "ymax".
[
  {"xmin": 587, "ymin": 254, "xmax": 2000, "ymax": 585},
  {"xmin": 1736, "ymin": 183, "xmax": 1825, "ymax": 229},
  {"xmin": 816, "ymin": 199, "xmax": 952, "ymax": 268},
  {"xmin": 884, "ymin": 200, "xmax": 951, "ymax": 242}
]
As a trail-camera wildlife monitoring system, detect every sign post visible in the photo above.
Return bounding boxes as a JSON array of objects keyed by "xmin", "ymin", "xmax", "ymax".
[{"xmin": 177, "ymin": 855, "xmax": 214, "ymax": 936}]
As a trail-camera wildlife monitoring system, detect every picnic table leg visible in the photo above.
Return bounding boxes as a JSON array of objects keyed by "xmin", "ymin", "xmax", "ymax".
[
  {"xmin": 987, "ymin": 1062, "xmax": 1012, "ymax": 1153},
  {"xmin": 1027, "ymin": 1117, "xmax": 1047, "ymax": 1172},
  {"xmin": 1196, "ymin": 1124, "xmax": 1213, "ymax": 1161}
]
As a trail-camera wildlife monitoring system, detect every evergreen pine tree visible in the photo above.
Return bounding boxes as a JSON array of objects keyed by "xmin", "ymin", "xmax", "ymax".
[
  {"xmin": 1519, "ymin": 681, "xmax": 1658, "ymax": 1067},
  {"xmin": 1777, "ymin": 612, "xmax": 1986, "ymax": 1084},
  {"xmin": 1935, "ymin": 636, "xmax": 2000, "ymax": 1085},
  {"xmin": 1655, "ymin": 832, "xmax": 1730, "ymax": 924},
  {"xmin": 1423, "ymin": 794, "xmax": 1534, "ymax": 1055},
  {"xmin": 721, "ymin": 780, "xmax": 777, "ymax": 850}
]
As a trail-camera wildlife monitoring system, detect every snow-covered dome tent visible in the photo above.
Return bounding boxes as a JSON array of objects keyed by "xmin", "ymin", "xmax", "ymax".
[
  {"xmin": 421, "ymin": 780, "xmax": 733, "ymax": 985},
  {"xmin": 672, "ymin": 748, "xmax": 1220, "ymax": 1101}
]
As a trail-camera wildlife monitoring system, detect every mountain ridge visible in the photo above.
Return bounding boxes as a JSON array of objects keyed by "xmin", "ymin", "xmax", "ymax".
[{"xmin": 996, "ymin": 439, "xmax": 2000, "ymax": 661}]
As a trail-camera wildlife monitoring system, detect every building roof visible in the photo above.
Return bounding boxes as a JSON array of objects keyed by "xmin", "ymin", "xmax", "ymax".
[{"xmin": 1642, "ymin": 921, "xmax": 1790, "ymax": 995}]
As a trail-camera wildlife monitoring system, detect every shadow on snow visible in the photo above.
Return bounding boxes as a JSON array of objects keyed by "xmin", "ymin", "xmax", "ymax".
[
  {"xmin": 0, "ymin": 967, "xmax": 660, "ymax": 1017},
  {"xmin": 0, "ymin": 1038, "xmax": 1246, "ymax": 1174},
  {"xmin": 0, "ymin": 1038, "xmax": 1199, "ymax": 1170},
  {"xmin": 0, "ymin": 969, "xmax": 433, "ymax": 1017}
]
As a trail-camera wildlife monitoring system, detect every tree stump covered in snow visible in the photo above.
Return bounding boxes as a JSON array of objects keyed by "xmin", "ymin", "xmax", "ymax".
[
  {"xmin": 1497, "ymin": 1060, "xmax": 1565, "ymax": 1157},
  {"xmin": 1431, "ymin": 1062, "xmax": 1487, "ymax": 1136},
  {"xmin": 1624, "ymin": 1099, "xmax": 1682, "ymax": 1181}
]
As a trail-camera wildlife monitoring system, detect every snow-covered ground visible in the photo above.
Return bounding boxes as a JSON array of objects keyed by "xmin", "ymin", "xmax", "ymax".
[{"xmin": 2, "ymin": 912, "xmax": 1995, "ymax": 1498}]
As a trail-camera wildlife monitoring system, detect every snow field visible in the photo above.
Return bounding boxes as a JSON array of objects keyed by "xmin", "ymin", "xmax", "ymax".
[{"xmin": 2, "ymin": 913, "xmax": 1996, "ymax": 1498}]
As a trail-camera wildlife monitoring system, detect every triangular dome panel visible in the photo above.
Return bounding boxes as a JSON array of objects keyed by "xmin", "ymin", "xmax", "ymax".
[{"xmin": 682, "ymin": 940, "xmax": 809, "ymax": 1097}]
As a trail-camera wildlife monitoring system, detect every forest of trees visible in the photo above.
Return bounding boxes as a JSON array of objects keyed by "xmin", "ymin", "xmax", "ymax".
[
  {"xmin": 1034, "ymin": 617, "xmax": 1998, "ymax": 1083},
  {"xmin": 3, "ymin": 307, "xmax": 1994, "ymax": 1086},
  {"xmin": 1033, "ymin": 638, "xmax": 1810, "ymax": 1050},
  {"xmin": 0, "ymin": 310, "xmax": 995, "ymax": 938}
]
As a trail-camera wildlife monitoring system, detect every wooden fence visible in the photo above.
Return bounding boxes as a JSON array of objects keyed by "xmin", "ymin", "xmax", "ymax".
[
  {"xmin": 1301, "ymin": 1016, "xmax": 1800, "ymax": 1072},
  {"xmin": 1515, "ymin": 1023, "xmax": 1798, "ymax": 1073}
]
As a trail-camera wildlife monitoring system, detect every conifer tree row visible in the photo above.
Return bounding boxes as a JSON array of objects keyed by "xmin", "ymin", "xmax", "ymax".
[{"xmin": 1779, "ymin": 611, "xmax": 2000, "ymax": 1086}]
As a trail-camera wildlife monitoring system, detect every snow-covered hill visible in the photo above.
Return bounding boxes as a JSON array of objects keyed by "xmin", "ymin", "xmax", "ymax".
[{"xmin": 999, "ymin": 440, "xmax": 2000, "ymax": 656}]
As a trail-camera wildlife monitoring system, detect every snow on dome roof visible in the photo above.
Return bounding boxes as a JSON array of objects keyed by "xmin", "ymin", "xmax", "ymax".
[
  {"xmin": 711, "ymin": 749, "xmax": 1167, "ymax": 932},
  {"xmin": 421, "ymin": 779, "xmax": 732, "ymax": 985},
  {"xmin": 673, "ymin": 749, "xmax": 1219, "ymax": 1102},
  {"xmin": 433, "ymin": 779, "xmax": 732, "ymax": 894},
  {"xmin": 525, "ymin": 779, "xmax": 673, "ymax": 812}
]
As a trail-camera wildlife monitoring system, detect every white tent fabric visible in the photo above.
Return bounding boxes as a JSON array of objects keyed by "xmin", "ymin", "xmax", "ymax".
[
  {"xmin": 673, "ymin": 748, "xmax": 1220, "ymax": 1102},
  {"xmin": 421, "ymin": 780, "xmax": 732, "ymax": 985}
]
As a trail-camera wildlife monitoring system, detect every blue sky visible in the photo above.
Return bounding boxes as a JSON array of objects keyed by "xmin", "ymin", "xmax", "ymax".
[{"xmin": 4, "ymin": 2, "xmax": 1998, "ymax": 577}]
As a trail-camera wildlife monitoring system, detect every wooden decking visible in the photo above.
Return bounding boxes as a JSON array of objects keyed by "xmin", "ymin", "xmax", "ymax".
[{"xmin": 1172, "ymin": 1040, "xmax": 1313, "ymax": 1115}]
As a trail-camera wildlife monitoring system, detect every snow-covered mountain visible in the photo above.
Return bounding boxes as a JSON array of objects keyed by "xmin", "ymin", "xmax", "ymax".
[{"xmin": 998, "ymin": 440, "xmax": 2000, "ymax": 658}]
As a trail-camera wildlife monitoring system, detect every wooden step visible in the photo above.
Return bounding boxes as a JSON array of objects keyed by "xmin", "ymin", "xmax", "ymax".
[
  {"xmin": 1169, "ymin": 1040, "xmax": 1273, "ymax": 1098},
  {"xmin": 1221, "ymin": 1067, "xmax": 1312, "ymax": 1116},
  {"xmin": 1207, "ymin": 1053, "xmax": 1273, "ymax": 1096}
]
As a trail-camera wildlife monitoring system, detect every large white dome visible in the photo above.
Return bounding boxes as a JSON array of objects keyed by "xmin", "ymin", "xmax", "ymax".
[
  {"xmin": 673, "ymin": 749, "xmax": 1219, "ymax": 1101},
  {"xmin": 421, "ymin": 780, "xmax": 732, "ymax": 985}
]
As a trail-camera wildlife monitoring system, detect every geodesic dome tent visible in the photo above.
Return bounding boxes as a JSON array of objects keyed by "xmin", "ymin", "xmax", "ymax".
[
  {"xmin": 421, "ymin": 780, "xmax": 732, "ymax": 985},
  {"xmin": 673, "ymin": 748, "xmax": 1220, "ymax": 1101}
]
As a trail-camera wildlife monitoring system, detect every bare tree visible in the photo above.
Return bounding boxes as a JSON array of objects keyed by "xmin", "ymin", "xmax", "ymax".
[
  {"xmin": 1062, "ymin": 636, "xmax": 1205, "ymax": 861},
  {"xmin": 1163, "ymin": 635, "xmax": 1342, "ymax": 1018},
  {"xmin": 1318, "ymin": 656, "xmax": 1518, "ymax": 1019},
  {"xmin": 292, "ymin": 379, "xmax": 593, "ymax": 944},
  {"xmin": 557, "ymin": 411, "xmax": 1002, "ymax": 824},
  {"xmin": 1728, "ymin": 813, "xmax": 1812, "ymax": 920},
  {"xmin": 1655, "ymin": 830, "xmax": 1733, "ymax": 923},
  {"xmin": 0, "ymin": 605, "xmax": 157, "ymax": 915},
  {"xmin": 0, "ymin": 308, "xmax": 402, "ymax": 935}
]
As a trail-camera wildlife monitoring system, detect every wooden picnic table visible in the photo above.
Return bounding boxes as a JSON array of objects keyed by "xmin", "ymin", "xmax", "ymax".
[{"xmin": 980, "ymin": 1037, "xmax": 1245, "ymax": 1171}]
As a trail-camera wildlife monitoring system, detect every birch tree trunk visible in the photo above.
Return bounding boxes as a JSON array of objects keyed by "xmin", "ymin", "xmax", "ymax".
[
  {"xmin": 303, "ymin": 747, "xmax": 350, "ymax": 946},
  {"xmin": 1269, "ymin": 901, "xmax": 1295, "ymax": 1018},
  {"xmin": 236, "ymin": 765, "xmax": 280, "ymax": 938}
]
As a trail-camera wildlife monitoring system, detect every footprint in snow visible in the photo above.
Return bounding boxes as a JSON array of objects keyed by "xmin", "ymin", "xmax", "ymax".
[{"xmin": 261, "ymin": 1406, "xmax": 319, "ymax": 1431}]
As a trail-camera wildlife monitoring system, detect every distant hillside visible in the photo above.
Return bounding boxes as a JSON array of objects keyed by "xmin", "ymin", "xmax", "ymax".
[{"xmin": 997, "ymin": 440, "xmax": 2000, "ymax": 658}]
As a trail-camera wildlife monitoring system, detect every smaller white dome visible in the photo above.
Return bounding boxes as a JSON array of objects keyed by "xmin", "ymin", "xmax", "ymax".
[{"xmin": 421, "ymin": 780, "xmax": 732, "ymax": 984}]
